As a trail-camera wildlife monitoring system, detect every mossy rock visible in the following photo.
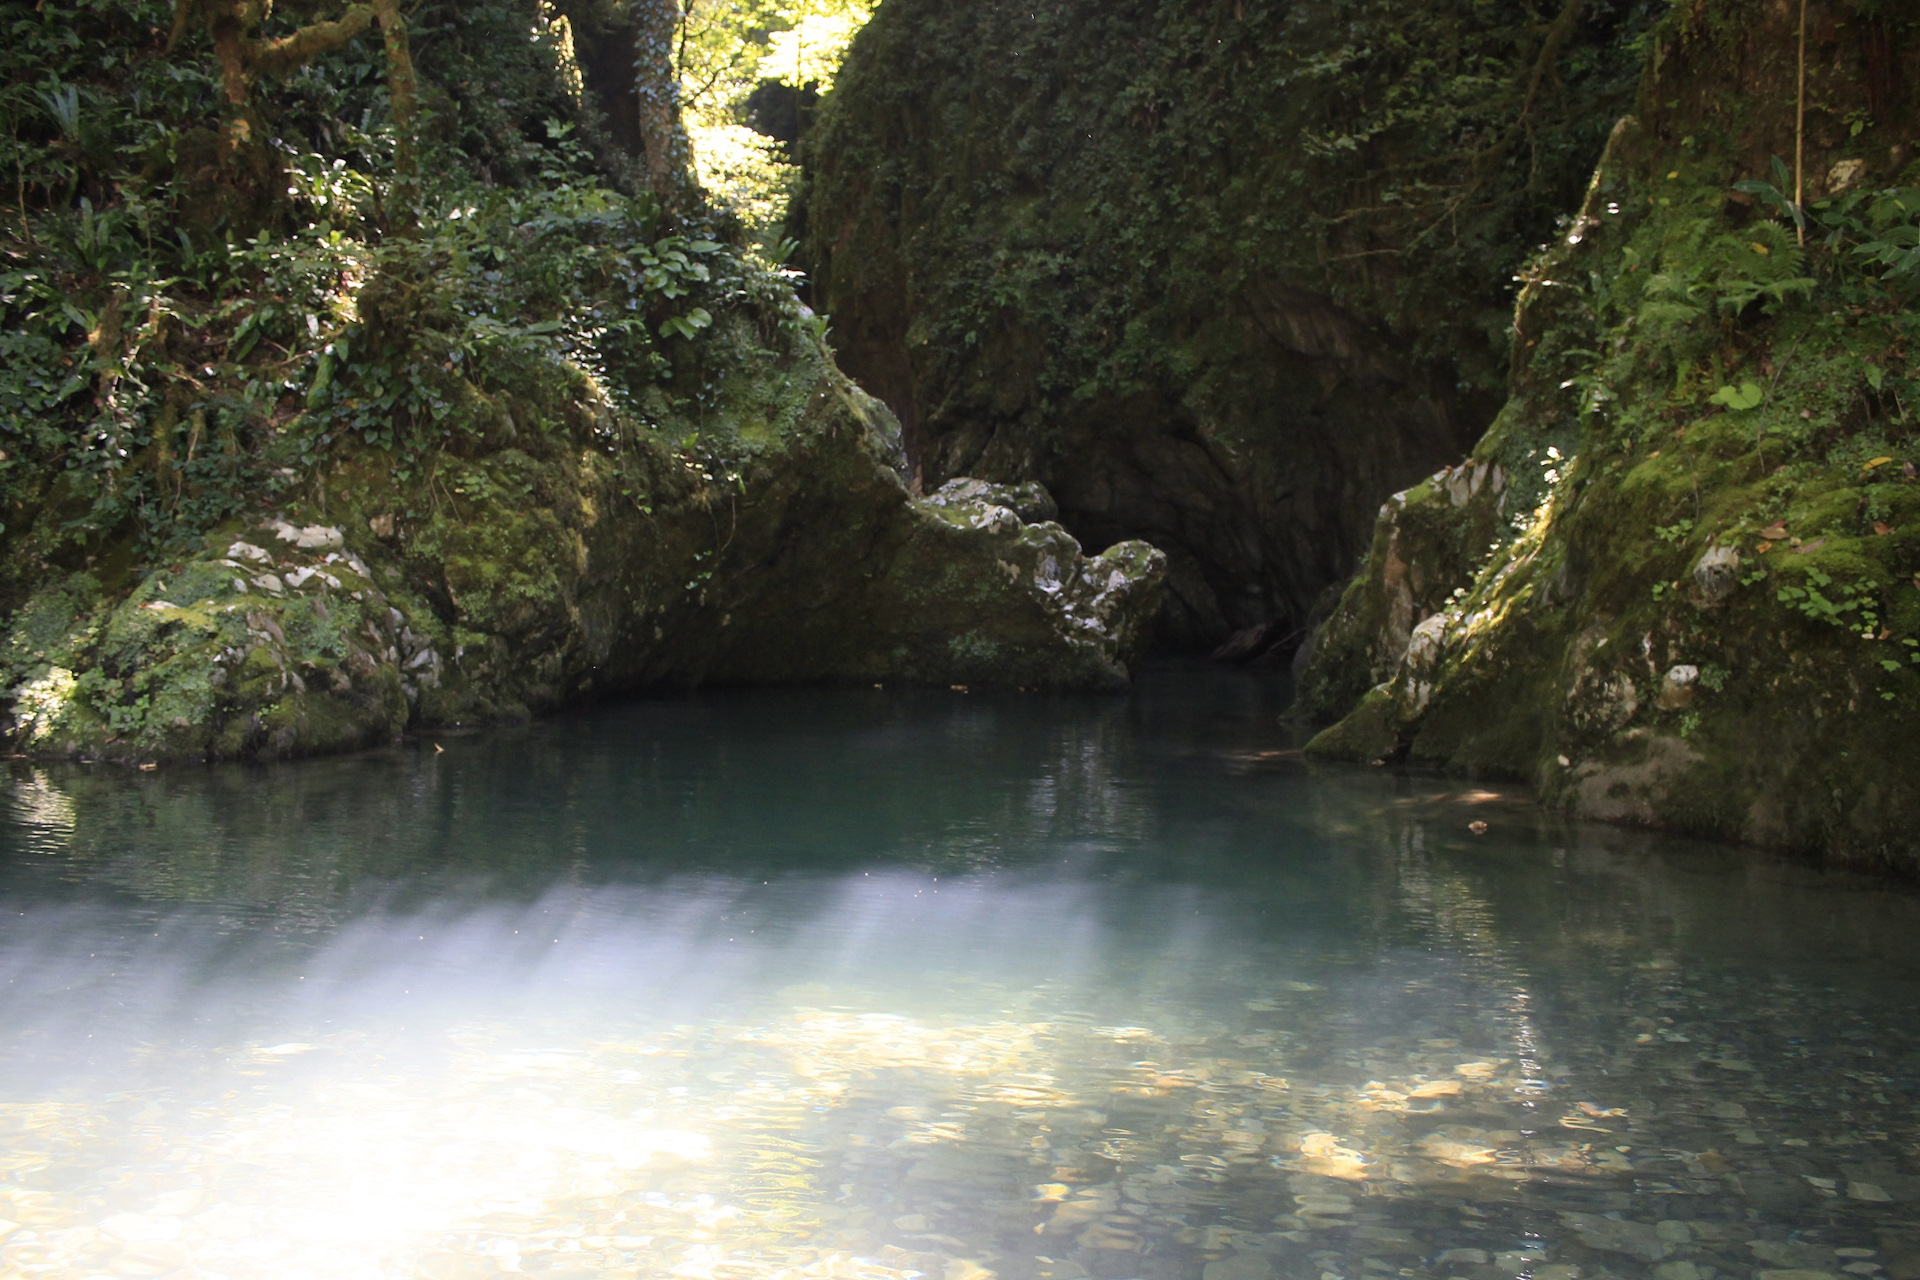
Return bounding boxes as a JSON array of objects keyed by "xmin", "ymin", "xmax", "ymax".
[
  {"xmin": 1300, "ymin": 1, "xmax": 1920, "ymax": 868},
  {"xmin": 1, "ymin": 319, "xmax": 1168, "ymax": 762},
  {"xmin": 802, "ymin": 0, "xmax": 1656, "ymax": 645}
]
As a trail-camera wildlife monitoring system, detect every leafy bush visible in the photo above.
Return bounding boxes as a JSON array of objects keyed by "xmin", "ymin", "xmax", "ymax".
[{"xmin": 0, "ymin": 0, "xmax": 800, "ymax": 580}]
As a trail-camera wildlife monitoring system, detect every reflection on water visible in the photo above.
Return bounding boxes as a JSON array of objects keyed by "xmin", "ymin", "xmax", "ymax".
[{"xmin": 2, "ymin": 668, "xmax": 1919, "ymax": 1280}]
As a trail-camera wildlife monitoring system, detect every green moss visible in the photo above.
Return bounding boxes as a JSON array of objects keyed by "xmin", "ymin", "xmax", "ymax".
[
  {"xmin": 1301, "ymin": 0, "xmax": 1920, "ymax": 866},
  {"xmin": 803, "ymin": 0, "xmax": 1660, "ymax": 640},
  {"xmin": 1303, "ymin": 688, "xmax": 1403, "ymax": 765}
]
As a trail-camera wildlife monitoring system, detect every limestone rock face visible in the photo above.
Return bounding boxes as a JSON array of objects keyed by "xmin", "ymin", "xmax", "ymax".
[
  {"xmin": 920, "ymin": 478, "xmax": 1059, "ymax": 527},
  {"xmin": 1300, "ymin": 4, "xmax": 1920, "ymax": 870},
  {"xmin": 0, "ymin": 335, "xmax": 1165, "ymax": 763},
  {"xmin": 801, "ymin": 0, "xmax": 1651, "ymax": 646}
]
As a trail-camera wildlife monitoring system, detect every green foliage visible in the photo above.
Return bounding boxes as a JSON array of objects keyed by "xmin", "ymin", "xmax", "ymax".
[
  {"xmin": 807, "ymin": 0, "xmax": 1662, "ymax": 413},
  {"xmin": 678, "ymin": 0, "xmax": 874, "ymax": 115},
  {"xmin": 0, "ymin": 0, "xmax": 815, "ymax": 587},
  {"xmin": 1774, "ymin": 566, "xmax": 1884, "ymax": 636},
  {"xmin": 1708, "ymin": 381, "xmax": 1764, "ymax": 411},
  {"xmin": 1737, "ymin": 161, "xmax": 1920, "ymax": 281},
  {"xmin": 1653, "ymin": 517, "xmax": 1694, "ymax": 542}
]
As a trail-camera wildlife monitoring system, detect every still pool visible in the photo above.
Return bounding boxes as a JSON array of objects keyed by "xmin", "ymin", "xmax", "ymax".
[{"xmin": 1, "ymin": 666, "xmax": 1917, "ymax": 1280}]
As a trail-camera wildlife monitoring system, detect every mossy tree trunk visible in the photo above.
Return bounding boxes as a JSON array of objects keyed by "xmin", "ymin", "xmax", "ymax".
[
  {"xmin": 546, "ymin": 0, "xmax": 700, "ymax": 219},
  {"xmin": 168, "ymin": 0, "xmax": 419, "ymax": 226},
  {"xmin": 169, "ymin": 0, "xmax": 374, "ymax": 152},
  {"xmin": 633, "ymin": 0, "xmax": 698, "ymax": 221},
  {"xmin": 372, "ymin": 0, "xmax": 418, "ymax": 228}
]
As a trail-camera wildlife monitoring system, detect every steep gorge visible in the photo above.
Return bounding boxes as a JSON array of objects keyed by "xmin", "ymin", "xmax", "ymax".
[
  {"xmin": 803, "ymin": 0, "xmax": 1920, "ymax": 866},
  {"xmin": 800, "ymin": 0, "xmax": 1659, "ymax": 649}
]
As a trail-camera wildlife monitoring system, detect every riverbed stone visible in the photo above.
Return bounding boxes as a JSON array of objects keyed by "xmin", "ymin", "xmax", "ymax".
[
  {"xmin": 1559, "ymin": 1213, "xmax": 1669, "ymax": 1262},
  {"xmin": 1205, "ymin": 1255, "xmax": 1276, "ymax": 1280}
]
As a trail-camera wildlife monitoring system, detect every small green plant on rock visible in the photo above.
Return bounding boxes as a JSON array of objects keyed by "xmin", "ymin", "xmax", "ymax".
[{"xmin": 1775, "ymin": 566, "xmax": 1881, "ymax": 637}]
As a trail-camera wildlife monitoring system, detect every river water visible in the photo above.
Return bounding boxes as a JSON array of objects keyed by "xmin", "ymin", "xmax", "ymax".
[{"xmin": 1, "ymin": 667, "xmax": 1917, "ymax": 1280}]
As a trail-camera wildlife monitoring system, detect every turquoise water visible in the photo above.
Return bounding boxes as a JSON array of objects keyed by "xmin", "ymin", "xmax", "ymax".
[{"xmin": 1, "ymin": 666, "xmax": 1918, "ymax": 1280}]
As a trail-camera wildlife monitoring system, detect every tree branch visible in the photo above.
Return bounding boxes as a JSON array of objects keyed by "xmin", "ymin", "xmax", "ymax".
[{"xmin": 249, "ymin": 5, "xmax": 375, "ymax": 76}]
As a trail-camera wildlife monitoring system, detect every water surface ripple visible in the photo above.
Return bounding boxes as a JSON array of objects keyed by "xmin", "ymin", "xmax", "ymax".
[{"xmin": 1, "ymin": 668, "xmax": 1917, "ymax": 1280}]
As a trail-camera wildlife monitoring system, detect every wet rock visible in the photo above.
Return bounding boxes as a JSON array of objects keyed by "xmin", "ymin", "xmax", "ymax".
[
  {"xmin": 1205, "ymin": 1256, "xmax": 1277, "ymax": 1280},
  {"xmin": 1753, "ymin": 1243, "xmax": 1836, "ymax": 1269},
  {"xmin": 1294, "ymin": 466, "xmax": 1503, "ymax": 725},
  {"xmin": 4, "ymin": 399, "xmax": 1166, "ymax": 762},
  {"xmin": 1438, "ymin": 1249, "xmax": 1491, "ymax": 1267},
  {"xmin": 1398, "ymin": 613, "xmax": 1455, "ymax": 716},
  {"xmin": 1264, "ymin": 59, "xmax": 1920, "ymax": 865},
  {"xmin": 1559, "ymin": 1213, "xmax": 1669, "ymax": 1262},
  {"xmin": 270, "ymin": 521, "xmax": 345, "ymax": 551}
]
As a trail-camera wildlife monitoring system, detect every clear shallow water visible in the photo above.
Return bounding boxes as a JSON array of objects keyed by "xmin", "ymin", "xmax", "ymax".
[{"xmin": 1, "ymin": 668, "xmax": 1919, "ymax": 1280}]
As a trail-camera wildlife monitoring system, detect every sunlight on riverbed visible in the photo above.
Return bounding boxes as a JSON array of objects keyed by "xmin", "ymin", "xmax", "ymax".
[
  {"xmin": 4, "ymin": 676, "xmax": 1920, "ymax": 1280},
  {"xmin": 0, "ymin": 861, "xmax": 1596, "ymax": 1280}
]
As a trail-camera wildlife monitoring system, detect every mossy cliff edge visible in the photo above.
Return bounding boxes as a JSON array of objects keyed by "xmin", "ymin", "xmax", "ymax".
[
  {"xmin": 0, "ymin": 0, "xmax": 1164, "ymax": 764},
  {"xmin": 800, "ymin": 0, "xmax": 1658, "ymax": 647},
  {"xmin": 3, "ymin": 343, "xmax": 1166, "ymax": 763},
  {"xmin": 1302, "ymin": 0, "xmax": 1920, "ymax": 868}
]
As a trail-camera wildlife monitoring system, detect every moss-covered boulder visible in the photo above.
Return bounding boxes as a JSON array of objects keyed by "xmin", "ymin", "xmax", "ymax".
[
  {"xmin": 1, "ymin": 310, "xmax": 1164, "ymax": 764},
  {"xmin": 1303, "ymin": 2, "xmax": 1920, "ymax": 869},
  {"xmin": 0, "ymin": 0, "xmax": 1170, "ymax": 765}
]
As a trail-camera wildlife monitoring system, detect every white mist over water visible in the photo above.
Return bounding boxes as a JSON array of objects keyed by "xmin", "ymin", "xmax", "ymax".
[{"xmin": 0, "ymin": 867, "xmax": 1290, "ymax": 1279}]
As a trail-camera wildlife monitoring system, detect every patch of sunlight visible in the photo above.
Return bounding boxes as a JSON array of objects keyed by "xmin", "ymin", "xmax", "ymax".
[
  {"xmin": 764, "ymin": 6, "xmax": 874, "ymax": 92},
  {"xmin": 7, "ymin": 767, "xmax": 75, "ymax": 838},
  {"xmin": 680, "ymin": 0, "xmax": 876, "ymax": 242},
  {"xmin": 12, "ymin": 669, "xmax": 75, "ymax": 745},
  {"xmin": 0, "ymin": 962, "xmax": 1609, "ymax": 1276},
  {"xmin": 1293, "ymin": 1130, "xmax": 1373, "ymax": 1180},
  {"xmin": 690, "ymin": 120, "xmax": 795, "ymax": 236}
]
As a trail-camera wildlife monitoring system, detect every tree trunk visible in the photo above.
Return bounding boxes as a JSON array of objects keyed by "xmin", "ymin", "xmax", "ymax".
[
  {"xmin": 633, "ymin": 0, "xmax": 698, "ymax": 220},
  {"xmin": 554, "ymin": 0, "xmax": 646, "ymax": 159},
  {"xmin": 171, "ymin": 0, "xmax": 375, "ymax": 155},
  {"xmin": 372, "ymin": 0, "xmax": 418, "ymax": 226}
]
